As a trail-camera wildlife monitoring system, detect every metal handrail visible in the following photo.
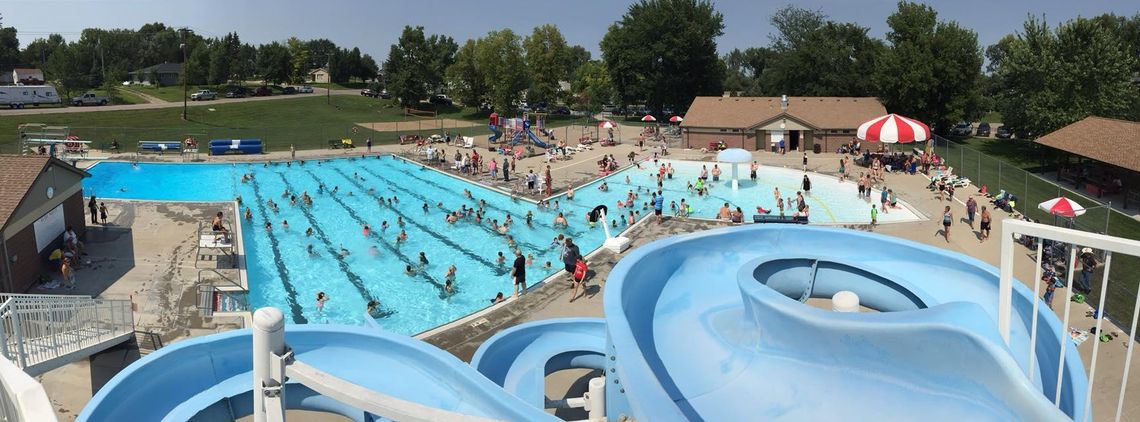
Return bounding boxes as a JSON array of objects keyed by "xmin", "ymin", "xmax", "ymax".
[{"xmin": 0, "ymin": 295, "xmax": 133, "ymax": 372}]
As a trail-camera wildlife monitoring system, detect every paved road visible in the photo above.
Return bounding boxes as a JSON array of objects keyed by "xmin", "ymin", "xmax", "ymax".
[{"xmin": 0, "ymin": 88, "xmax": 358, "ymax": 116}]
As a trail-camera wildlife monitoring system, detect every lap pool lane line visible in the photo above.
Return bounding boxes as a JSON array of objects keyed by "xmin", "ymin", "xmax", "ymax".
[
  {"xmin": 315, "ymin": 168, "xmax": 509, "ymax": 278},
  {"xmin": 274, "ymin": 173, "xmax": 404, "ymax": 304},
  {"xmin": 248, "ymin": 176, "xmax": 308, "ymax": 323},
  {"xmin": 290, "ymin": 171, "xmax": 450, "ymax": 294},
  {"xmin": 353, "ymin": 162, "xmax": 581, "ymax": 249}
]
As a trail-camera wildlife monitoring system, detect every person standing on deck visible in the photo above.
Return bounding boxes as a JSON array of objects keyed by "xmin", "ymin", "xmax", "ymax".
[
  {"xmin": 544, "ymin": 165, "xmax": 553, "ymax": 195},
  {"xmin": 88, "ymin": 196, "xmax": 99, "ymax": 224}
]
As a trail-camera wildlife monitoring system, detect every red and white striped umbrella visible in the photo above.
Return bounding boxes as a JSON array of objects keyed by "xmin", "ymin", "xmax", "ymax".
[
  {"xmin": 857, "ymin": 114, "xmax": 931, "ymax": 143},
  {"xmin": 669, "ymin": 115, "xmax": 684, "ymax": 123},
  {"xmin": 599, "ymin": 121, "xmax": 617, "ymax": 129},
  {"xmin": 1038, "ymin": 197, "xmax": 1086, "ymax": 218},
  {"xmin": 641, "ymin": 115, "xmax": 656, "ymax": 122}
]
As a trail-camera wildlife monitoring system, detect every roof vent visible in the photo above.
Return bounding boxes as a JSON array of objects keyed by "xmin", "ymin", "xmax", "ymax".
[{"xmin": 780, "ymin": 95, "xmax": 788, "ymax": 111}]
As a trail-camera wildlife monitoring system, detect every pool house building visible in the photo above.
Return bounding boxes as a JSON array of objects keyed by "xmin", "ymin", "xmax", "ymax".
[{"xmin": 681, "ymin": 96, "xmax": 887, "ymax": 153}]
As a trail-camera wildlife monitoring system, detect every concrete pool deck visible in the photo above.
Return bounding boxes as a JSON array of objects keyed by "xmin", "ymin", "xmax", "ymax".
[{"xmin": 42, "ymin": 145, "xmax": 1139, "ymax": 420}]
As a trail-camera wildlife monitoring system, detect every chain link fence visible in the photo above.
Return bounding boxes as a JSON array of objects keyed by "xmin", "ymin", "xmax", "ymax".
[{"xmin": 932, "ymin": 136, "xmax": 1140, "ymax": 330}]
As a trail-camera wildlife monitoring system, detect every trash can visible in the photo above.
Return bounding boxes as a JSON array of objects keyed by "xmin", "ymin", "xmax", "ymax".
[{"xmin": 813, "ymin": 143, "xmax": 821, "ymax": 154}]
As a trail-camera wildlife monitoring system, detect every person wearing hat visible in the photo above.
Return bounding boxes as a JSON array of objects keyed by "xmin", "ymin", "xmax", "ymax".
[{"xmin": 1077, "ymin": 247, "xmax": 1098, "ymax": 294}]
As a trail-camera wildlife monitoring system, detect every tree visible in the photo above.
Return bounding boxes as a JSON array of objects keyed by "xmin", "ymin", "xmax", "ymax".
[
  {"xmin": 257, "ymin": 42, "xmax": 292, "ymax": 85},
  {"xmin": 475, "ymin": 29, "xmax": 528, "ymax": 113},
  {"xmin": 722, "ymin": 47, "xmax": 776, "ymax": 96},
  {"xmin": 768, "ymin": 5, "xmax": 826, "ymax": 53},
  {"xmin": 21, "ymin": 34, "xmax": 66, "ymax": 70},
  {"xmin": 874, "ymin": 1, "xmax": 983, "ymax": 132},
  {"xmin": 446, "ymin": 39, "xmax": 485, "ymax": 107},
  {"xmin": 571, "ymin": 59, "xmax": 614, "ymax": 112},
  {"xmin": 207, "ymin": 38, "xmax": 230, "ymax": 85},
  {"xmin": 565, "ymin": 45, "xmax": 591, "ymax": 78},
  {"xmin": 286, "ymin": 37, "xmax": 310, "ymax": 84},
  {"xmin": 231, "ymin": 44, "xmax": 257, "ymax": 83},
  {"xmin": 359, "ymin": 53, "xmax": 379, "ymax": 81},
  {"xmin": 984, "ymin": 34, "xmax": 1016, "ymax": 74},
  {"xmin": 0, "ymin": 27, "xmax": 21, "ymax": 70},
  {"xmin": 995, "ymin": 16, "xmax": 1138, "ymax": 138},
  {"xmin": 385, "ymin": 26, "xmax": 431, "ymax": 106},
  {"xmin": 425, "ymin": 34, "xmax": 457, "ymax": 93},
  {"xmin": 524, "ymin": 24, "xmax": 569, "ymax": 103},
  {"xmin": 185, "ymin": 42, "xmax": 210, "ymax": 85},
  {"xmin": 765, "ymin": 21, "xmax": 884, "ymax": 96},
  {"xmin": 601, "ymin": 0, "xmax": 724, "ymax": 114}
]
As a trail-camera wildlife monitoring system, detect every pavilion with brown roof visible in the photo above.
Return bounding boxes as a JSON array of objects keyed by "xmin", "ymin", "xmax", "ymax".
[
  {"xmin": 680, "ymin": 96, "xmax": 887, "ymax": 152},
  {"xmin": 1035, "ymin": 116, "xmax": 1140, "ymax": 206},
  {"xmin": 0, "ymin": 155, "xmax": 90, "ymax": 292}
]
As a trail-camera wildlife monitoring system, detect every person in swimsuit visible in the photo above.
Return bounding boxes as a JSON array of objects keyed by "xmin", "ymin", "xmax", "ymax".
[
  {"xmin": 942, "ymin": 205, "xmax": 953, "ymax": 242},
  {"xmin": 979, "ymin": 206, "xmax": 992, "ymax": 242},
  {"xmin": 316, "ymin": 292, "xmax": 328, "ymax": 313}
]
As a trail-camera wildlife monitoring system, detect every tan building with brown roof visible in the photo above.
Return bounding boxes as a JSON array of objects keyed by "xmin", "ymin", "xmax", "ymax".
[
  {"xmin": 0, "ymin": 155, "xmax": 90, "ymax": 292},
  {"xmin": 1035, "ymin": 116, "xmax": 1140, "ymax": 174},
  {"xmin": 681, "ymin": 96, "xmax": 887, "ymax": 153}
]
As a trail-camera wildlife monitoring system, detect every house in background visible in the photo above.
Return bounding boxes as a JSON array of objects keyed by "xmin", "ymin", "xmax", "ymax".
[
  {"xmin": 307, "ymin": 68, "xmax": 330, "ymax": 84},
  {"xmin": 128, "ymin": 63, "xmax": 184, "ymax": 86},
  {"xmin": 0, "ymin": 155, "xmax": 90, "ymax": 293},
  {"xmin": 12, "ymin": 69, "xmax": 45, "ymax": 85},
  {"xmin": 681, "ymin": 96, "xmax": 887, "ymax": 153}
]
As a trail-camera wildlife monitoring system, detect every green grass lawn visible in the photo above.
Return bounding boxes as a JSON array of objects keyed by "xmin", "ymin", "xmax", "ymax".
[
  {"xmin": 979, "ymin": 111, "xmax": 1003, "ymax": 123},
  {"xmin": 937, "ymin": 138, "xmax": 1140, "ymax": 328},
  {"xmin": 0, "ymin": 96, "xmax": 484, "ymax": 153}
]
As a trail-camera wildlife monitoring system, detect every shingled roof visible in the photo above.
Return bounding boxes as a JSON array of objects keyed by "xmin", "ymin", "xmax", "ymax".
[
  {"xmin": 0, "ymin": 155, "xmax": 90, "ymax": 230},
  {"xmin": 681, "ymin": 96, "xmax": 887, "ymax": 130},
  {"xmin": 1034, "ymin": 116, "xmax": 1140, "ymax": 173}
]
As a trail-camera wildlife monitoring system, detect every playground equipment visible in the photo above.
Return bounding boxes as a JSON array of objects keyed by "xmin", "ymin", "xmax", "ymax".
[{"xmin": 208, "ymin": 139, "xmax": 263, "ymax": 155}]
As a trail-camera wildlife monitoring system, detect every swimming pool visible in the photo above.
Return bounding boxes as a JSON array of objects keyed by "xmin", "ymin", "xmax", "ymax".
[{"xmin": 84, "ymin": 156, "xmax": 920, "ymax": 333}]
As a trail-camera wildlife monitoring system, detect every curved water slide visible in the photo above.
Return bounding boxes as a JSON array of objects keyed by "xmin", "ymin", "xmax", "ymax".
[
  {"xmin": 471, "ymin": 318, "xmax": 607, "ymax": 409},
  {"xmin": 488, "ymin": 124, "xmax": 502, "ymax": 143},
  {"xmin": 602, "ymin": 224, "xmax": 1085, "ymax": 421},
  {"xmin": 78, "ymin": 325, "xmax": 555, "ymax": 422}
]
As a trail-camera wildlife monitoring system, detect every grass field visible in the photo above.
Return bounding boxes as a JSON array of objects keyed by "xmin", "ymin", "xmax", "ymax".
[
  {"xmin": 0, "ymin": 96, "xmax": 489, "ymax": 153},
  {"xmin": 122, "ymin": 84, "xmax": 331, "ymax": 103},
  {"xmin": 935, "ymin": 137, "xmax": 1140, "ymax": 328}
]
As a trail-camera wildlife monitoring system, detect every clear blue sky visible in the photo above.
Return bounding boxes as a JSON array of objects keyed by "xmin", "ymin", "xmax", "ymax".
[{"xmin": 4, "ymin": 0, "xmax": 1138, "ymax": 59}]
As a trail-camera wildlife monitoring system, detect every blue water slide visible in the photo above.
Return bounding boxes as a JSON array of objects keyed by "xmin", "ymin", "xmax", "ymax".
[
  {"xmin": 602, "ymin": 224, "xmax": 1084, "ymax": 421},
  {"xmin": 471, "ymin": 318, "xmax": 607, "ymax": 409},
  {"xmin": 488, "ymin": 124, "xmax": 502, "ymax": 143},
  {"xmin": 78, "ymin": 325, "xmax": 555, "ymax": 422},
  {"xmin": 524, "ymin": 128, "xmax": 550, "ymax": 149}
]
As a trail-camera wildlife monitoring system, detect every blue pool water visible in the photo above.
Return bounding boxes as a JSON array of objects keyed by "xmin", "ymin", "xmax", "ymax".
[{"xmin": 84, "ymin": 156, "xmax": 919, "ymax": 333}]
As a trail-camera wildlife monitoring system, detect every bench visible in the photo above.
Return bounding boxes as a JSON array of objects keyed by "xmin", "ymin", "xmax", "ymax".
[
  {"xmin": 753, "ymin": 215, "xmax": 809, "ymax": 224},
  {"xmin": 137, "ymin": 142, "xmax": 183, "ymax": 155}
]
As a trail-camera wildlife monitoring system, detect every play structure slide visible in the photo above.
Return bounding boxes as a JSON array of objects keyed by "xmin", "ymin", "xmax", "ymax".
[
  {"xmin": 471, "ymin": 318, "xmax": 606, "ymax": 409},
  {"xmin": 209, "ymin": 138, "xmax": 263, "ymax": 155},
  {"xmin": 602, "ymin": 225, "xmax": 1084, "ymax": 421},
  {"xmin": 488, "ymin": 124, "xmax": 502, "ymax": 143},
  {"xmin": 78, "ymin": 325, "xmax": 555, "ymax": 422},
  {"xmin": 507, "ymin": 130, "xmax": 524, "ymax": 146},
  {"xmin": 524, "ymin": 127, "xmax": 550, "ymax": 149}
]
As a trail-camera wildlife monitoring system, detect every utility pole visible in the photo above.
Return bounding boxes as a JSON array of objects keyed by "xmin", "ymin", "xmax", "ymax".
[
  {"xmin": 326, "ymin": 56, "xmax": 331, "ymax": 105},
  {"xmin": 98, "ymin": 38, "xmax": 106, "ymax": 103},
  {"xmin": 181, "ymin": 43, "xmax": 188, "ymax": 121}
]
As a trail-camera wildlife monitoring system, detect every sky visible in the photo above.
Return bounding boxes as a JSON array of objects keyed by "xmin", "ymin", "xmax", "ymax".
[{"xmin": 3, "ymin": 0, "xmax": 1138, "ymax": 60}]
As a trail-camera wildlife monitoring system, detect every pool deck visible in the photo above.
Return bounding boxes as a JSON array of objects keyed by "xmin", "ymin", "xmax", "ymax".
[{"xmin": 40, "ymin": 145, "xmax": 1139, "ymax": 420}]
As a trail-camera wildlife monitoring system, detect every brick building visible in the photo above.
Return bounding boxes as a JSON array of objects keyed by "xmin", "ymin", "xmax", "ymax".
[
  {"xmin": 681, "ymin": 96, "xmax": 887, "ymax": 153},
  {"xmin": 0, "ymin": 156, "xmax": 90, "ymax": 292}
]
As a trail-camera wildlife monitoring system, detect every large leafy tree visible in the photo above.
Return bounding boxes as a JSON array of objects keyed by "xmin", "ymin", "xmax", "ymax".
[
  {"xmin": 766, "ymin": 20, "xmax": 884, "ymax": 96},
  {"xmin": 722, "ymin": 47, "xmax": 776, "ymax": 96},
  {"xmin": 385, "ymin": 26, "xmax": 431, "ymax": 106},
  {"xmin": 601, "ymin": 0, "xmax": 724, "ymax": 114},
  {"xmin": 0, "ymin": 27, "xmax": 21, "ymax": 70},
  {"xmin": 571, "ymin": 59, "xmax": 614, "ymax": 112},
  {"xmin": 524, "ymin": 24, "xmax": 569, "ymax": 104},
  {"xmin": 257, "ymin": 42, "xmax": 292, "ymax": 85},
  {"xmin": 565, "ymin": 45, "xmax": 591, "ymax": 78},
  {"xmin": 874, "ymin": 1, "xmax": 983, "ymax": 132},
  {"xmin": 445, "ymin": 39, "xmax": 485, "ymax": 107},
  {"xmin": 995, "ymin": 16, "xmax": 1138, "ymax": 138},
  {"xmin": 425, "ymin": 34, "xmax": 457, "ymax": 93},
  {"xmin": 475, "ymin": 29, "xmax": 528, "ymax": 113}
]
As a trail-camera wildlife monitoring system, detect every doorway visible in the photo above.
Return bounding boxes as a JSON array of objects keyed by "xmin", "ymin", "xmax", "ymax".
[{"xmin": 789, "ymin": 131, "xmax": 801, "ymax": 152}]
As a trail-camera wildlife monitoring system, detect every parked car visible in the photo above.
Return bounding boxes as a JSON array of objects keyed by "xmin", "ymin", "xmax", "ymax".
[
  {"xmin": 360, "ymin": 89, "xmax": 377, "ymax": 97},
  {"xmin": 71, "ymin": 92, "xmax": 109, "ymax": 106},
  {"xmin": 995, "ymin": 126, "xmax": 1013, "ymax": 139},
  {"xmin": 225, "ymin": 87, "xmax": 247, "ymax": 98},
  {"xmin": 430, "ymin": 94, "xmax": 453, "ymax": 106},
  {"xmin": 551, "ymin": 105, "xmax": 571, "ymax": 115},
  {"xmin": 250, "ymin": 87, "xmax": 272, "ymax": 97},
  {"xmin": 190, "ymin": 90, "xmax": 217, "ymax": 101},
  {"xmin": 378, "ymin": 89, "xmax": 391, "ymax": 99},
  {"xmin": 950, "ymin": 122, "xmax": 973, "ymax": 136},
  {"xmin": 282, "ymin": 86, "xmax": 297, "ymax": 95},
  {"xmin": 601, "ymin": 104, "xmax": 618, "ymax": 113},
  {"xmin": 976, "ymin": 122, "xmax": 991, "ymax": 137},
  {"xmin": 297, "ymin": 85, "xmax": 313, "ymax": 94}
]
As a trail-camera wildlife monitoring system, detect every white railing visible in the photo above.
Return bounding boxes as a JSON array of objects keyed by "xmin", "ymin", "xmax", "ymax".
[
  {"xmin": 0, "ymin": 294, "xmax": 134, "ymax": 374},
  {"xmin": 0, "ymin": 356, "xmax": 55, "ymax": 422},
  {"xmin": 999, "ymin": 219, "xmax": 1140, "ymax": 422}
]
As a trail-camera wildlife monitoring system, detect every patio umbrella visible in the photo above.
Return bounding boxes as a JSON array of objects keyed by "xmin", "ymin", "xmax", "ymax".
[
  {"xmin": 599, "ymin": 121, "xmax": 617, "ymax": 129},
  {"xmin": 857, "ymin": 114, "xmax": 931, "ymax": 143},
  {"xmin": 669, "ymin": 116, "xmax": 684, "ymax": 123},
  {"xmin": 641, "ymin": 115, "xmax": 656, "ymax": 122},
  {"xmin": 716, "ymin": 148, "xmax": 751, "ymax": 190},
  {"xmin": 1039, "ymin": 197, "xmax": 1086, "ymax": 218}
]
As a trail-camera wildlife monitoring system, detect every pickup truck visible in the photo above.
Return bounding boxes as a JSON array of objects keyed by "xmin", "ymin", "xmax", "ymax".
[
  {"xmin": 190, "ymin": 90, "xmax": 217, "ymax": 101},
  {"xmin": 71, "ymin": 92, "xmax": 108, "ymax": 106}
]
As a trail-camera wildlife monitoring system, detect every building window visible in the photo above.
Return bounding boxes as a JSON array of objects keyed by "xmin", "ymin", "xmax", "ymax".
[
  {"xmin": 720, "ymin": 129, "xmax": 727, "ymax": 132},
  {"xmin": 842, "ymin": 129, "xmax": 851, "ymax": 134}
]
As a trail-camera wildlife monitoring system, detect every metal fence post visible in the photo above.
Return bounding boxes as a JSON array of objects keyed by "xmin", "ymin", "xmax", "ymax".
[{"xmin": 999, "ymin": 161, "xmax": 1003, "ymax": 193}]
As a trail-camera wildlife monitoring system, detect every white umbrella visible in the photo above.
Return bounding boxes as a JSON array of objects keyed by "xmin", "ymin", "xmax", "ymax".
[
  {"xmin": 857, "ymin": 114, "xmax": 931, "ymax": 143},
  {"xmin": 599, "ymin": 121, "xmax": 617, "ymax": 129},
  {"xmin": 641, "ymin": 115, "xmax": 656, "ymax": 122},
  {"xmin": 716, "ymin": 148, "xmax": 751, "ymax": 190},
  {"xmin": 1038, "ymin": 197, "xmax": 1086, "ymax": 218}
]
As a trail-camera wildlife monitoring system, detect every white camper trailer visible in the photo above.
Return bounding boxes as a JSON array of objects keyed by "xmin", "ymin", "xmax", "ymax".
[{"xmin": 0, "ymin": 85, "xmax": 61, "ymax": 108}]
